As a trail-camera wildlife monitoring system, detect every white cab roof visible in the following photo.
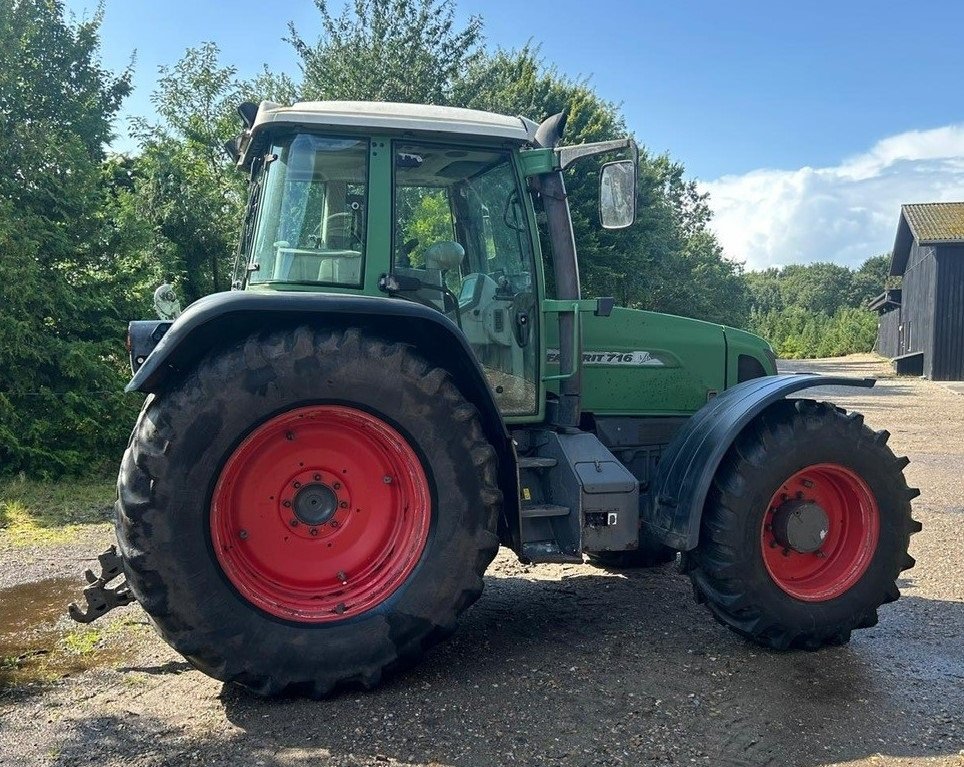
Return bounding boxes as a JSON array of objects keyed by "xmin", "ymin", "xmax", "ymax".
[{"xmin": 250, "ymin": 100, "xmax": 539, "ymax": 144}]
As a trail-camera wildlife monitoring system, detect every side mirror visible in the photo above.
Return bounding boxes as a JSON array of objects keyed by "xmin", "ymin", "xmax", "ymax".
[{"xmin": 599, "ymin": 160, "xmax": 636, "ymax": 230}]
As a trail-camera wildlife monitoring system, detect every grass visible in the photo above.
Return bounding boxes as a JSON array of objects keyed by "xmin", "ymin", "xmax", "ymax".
[
  {"xmin": 62, "ymin": 628, "xmax": 102, "ymax": 656},
  {"xmin": 1, "ymin": 617, "xmax": 143, "ymax": 691},
  {"xmin": 0, "ymin": 474, "xmax": 115, "ymax": 545}
]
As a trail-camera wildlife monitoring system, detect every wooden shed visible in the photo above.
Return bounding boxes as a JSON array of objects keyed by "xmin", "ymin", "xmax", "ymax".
[{"xmin": 873, "ymin": 202, "xmax": 964, "ymax": 379}]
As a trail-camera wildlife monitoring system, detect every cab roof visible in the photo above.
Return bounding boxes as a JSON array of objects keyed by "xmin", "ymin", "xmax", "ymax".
[{"xmin": 245, "ymin": 100, "xmax": 539, "ymax": 150}]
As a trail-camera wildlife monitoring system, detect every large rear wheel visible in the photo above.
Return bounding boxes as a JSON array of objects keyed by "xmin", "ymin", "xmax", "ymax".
[
  {"xmin": 116, "ymin": 326, "xmax": 501, "ymax": 696},
  {"xmin": 689, "ymin": 399, "xmax": 920, "ymax": 650}
]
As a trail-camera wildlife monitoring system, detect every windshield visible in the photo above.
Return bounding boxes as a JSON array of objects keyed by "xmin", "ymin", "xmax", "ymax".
[{"xmin": 248, "ymin": 134, "xmax": 369, "ymax": 286}]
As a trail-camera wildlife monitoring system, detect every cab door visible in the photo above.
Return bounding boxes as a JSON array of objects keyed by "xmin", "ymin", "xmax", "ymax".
[{"xmin": 392, "ymin": 141, "xmax": 543, "ymax": 418}]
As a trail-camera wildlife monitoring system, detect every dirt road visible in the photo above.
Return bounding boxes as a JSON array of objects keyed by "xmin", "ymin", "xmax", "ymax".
[{"xmin": 1, "ymin": 355, "xmax": 962, "ymax": 766}]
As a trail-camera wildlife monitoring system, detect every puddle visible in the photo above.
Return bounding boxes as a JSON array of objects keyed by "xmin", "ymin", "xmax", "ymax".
[{"xmin": 0, "ymin": 577, "xmax": 129, "ymax": 690}]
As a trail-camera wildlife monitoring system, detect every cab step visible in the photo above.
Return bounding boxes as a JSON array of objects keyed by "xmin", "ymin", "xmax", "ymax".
[
  {"xmin": 518, "ymin": 456, "xmax": 558, "ymax": 469},
  {"xmin": 520, "ymin": 503, "xmax": 569, "ymax": 519}
]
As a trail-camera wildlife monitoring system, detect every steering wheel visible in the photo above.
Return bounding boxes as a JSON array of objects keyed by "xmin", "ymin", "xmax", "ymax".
[{"xmin": 323, "ymin": 212, "xmax": 363, "ymax": 249}]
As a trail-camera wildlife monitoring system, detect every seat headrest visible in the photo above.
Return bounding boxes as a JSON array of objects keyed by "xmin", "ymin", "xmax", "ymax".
[{"xmin": 423, "ymin": 241, "xmax": 464, "ymax": 271}]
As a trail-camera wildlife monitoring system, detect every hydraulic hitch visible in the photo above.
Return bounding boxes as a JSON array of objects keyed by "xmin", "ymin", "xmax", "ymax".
[{"xmin": 67, "ymin": 545, "xmax": 136, "ymax": 623}]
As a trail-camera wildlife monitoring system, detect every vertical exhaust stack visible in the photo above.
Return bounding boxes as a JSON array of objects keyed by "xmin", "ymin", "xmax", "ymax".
[{"xmin": 532, "ymin": 111, "xmax": 582, "ymax": 428}]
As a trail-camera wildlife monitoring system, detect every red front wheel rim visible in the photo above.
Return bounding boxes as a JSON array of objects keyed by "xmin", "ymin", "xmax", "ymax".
[
  {"xmin": 761, "ymin": 463, "xmax": 880, "ymax": 602},
  {"xmin": 210, "ymin": 405, "xmax": 431, "ymax": 623}
]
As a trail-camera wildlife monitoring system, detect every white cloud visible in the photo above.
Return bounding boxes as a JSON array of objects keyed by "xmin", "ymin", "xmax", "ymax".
[{"xmin": 701, "ymin": 125, "xmax": 964, "ymax": 271}]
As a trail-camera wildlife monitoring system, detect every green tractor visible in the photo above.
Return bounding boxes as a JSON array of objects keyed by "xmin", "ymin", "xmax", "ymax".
[{"xmin": 70, "ymin": 101, "xmax": 920, "ymax": 696}]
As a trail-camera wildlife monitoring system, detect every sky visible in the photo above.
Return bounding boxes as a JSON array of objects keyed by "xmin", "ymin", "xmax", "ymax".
[{"xmin": 65, "ymin": 0, "xmax": 964, "ymax": 271}]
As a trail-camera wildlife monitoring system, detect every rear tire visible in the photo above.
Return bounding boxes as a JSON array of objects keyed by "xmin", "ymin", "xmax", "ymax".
[
  {"xmin": 116, "ymin": 326, "xmax": 501, "ymax": 696},
  {"xmin": 690, "ymin": 399, "xmax": 920, "ymax": 650}
]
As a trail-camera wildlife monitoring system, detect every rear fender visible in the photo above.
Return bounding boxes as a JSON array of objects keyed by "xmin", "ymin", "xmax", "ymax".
[
  {"xmin": 125, "ymin": 291, "xmax": 520, "ymax": 546},
  {"xmin": 647, "ymin": 373, "xmax": 875, "ymax": 551}
]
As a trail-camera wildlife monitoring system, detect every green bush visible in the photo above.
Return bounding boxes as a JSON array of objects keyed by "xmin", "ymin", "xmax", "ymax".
[{"xmin": 749, "ymin": 307, "xmax": 878, "ymax": 359}]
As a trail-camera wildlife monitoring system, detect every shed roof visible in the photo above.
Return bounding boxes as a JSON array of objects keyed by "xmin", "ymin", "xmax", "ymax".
[
  {"xmin": 889, "ymin": 202, "xmax": 964, "ymax": 276},
  {"xmin": 868, "ymin": 288, "xmax": 902, "ymax": 313}
]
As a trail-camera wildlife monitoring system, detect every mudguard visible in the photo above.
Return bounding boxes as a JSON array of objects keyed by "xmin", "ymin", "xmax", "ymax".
[
  {"xmin": 124, "ymin": 290, "xmax": 518, "ymax": 542},
  {"xmin": 647, "ymin": 373, "xmax": 875, "ymax": 551}
]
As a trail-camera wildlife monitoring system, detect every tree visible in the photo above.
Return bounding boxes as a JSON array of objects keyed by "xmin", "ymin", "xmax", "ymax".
[
  {"xmin": 745, "ymin": 255, "xmax": 889, "ymax": 358},
  {"xmin": 250, "ymin": 3, "xmax": 748, "ymax": 326},
  {"xmin": 453, "ymin": 44, "xmax": 748, "ymax": 326},
  {"xmin": 0, "ymin": 0, "xmax": 142, "ymax": 476},
  {"xmin": 130, "ymin": 43, "xmax": 247, "ymax": 303},
  {"xmin": 288, "ymin": 0, "xmax": 483, "ymax": 103}
]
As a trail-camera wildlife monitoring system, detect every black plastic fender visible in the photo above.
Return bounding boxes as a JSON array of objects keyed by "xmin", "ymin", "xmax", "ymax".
[
  {"xmin": 124, "ymin": 290, "xmax": 519, "ymax": 545},
  {"xmin": 647, "ymin": 373, "xmax": 876, "ymax": 551}
]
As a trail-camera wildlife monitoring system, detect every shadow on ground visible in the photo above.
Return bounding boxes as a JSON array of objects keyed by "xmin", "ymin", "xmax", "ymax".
[{"xmin": 50, "ymin": 566, "xmax": 964, "ymax": 767}]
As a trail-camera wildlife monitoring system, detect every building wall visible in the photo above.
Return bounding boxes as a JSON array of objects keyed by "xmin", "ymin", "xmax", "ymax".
[
  {"xmin": 876, "ymin": 309, "xmax": 901, "ymax": 358},
  {"xmin": 899, "ymin": 241, "xmax": 937, "ymax": 377},
  {"xmin": 932, "ymin": 246, "xmax": 964, "ymax": 380}
]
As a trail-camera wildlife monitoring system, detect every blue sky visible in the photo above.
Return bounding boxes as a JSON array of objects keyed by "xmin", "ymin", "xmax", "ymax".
[{"xmin": 66, "ymin": 0, "xmax": 964, "ymax": 269}]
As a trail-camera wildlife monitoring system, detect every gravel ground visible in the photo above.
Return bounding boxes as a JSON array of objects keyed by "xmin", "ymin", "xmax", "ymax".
[{"xmin": 0, "ymin": 355, "xmax": 961, "ymax": 767}]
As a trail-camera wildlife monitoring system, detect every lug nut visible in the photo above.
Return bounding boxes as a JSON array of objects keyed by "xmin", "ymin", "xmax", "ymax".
[
  {"xmin": 290, "ymin": 519, "xmax": 299, "ymax": 527},
  {"xmin": 285, "ymin": 431, "xmax": 295, "ymax": 441},
  {"xmin": 333, "ymin": 481, "xmax": 341, "ymax": 490},
  {"xmin": 339, "ymin": 500, "xmax": 348, "ymax": 508},
  {"xmin": 293, "ymin": 481, "xmax": 301, "ymax": 489},
  {"xmin": 337, "ymin": 570, "xmax": 347, "ymax": 583},
  {"xmin": 283, "ymin": 500, "xmax": 291, "ymax": 508},
  {"xmin": 383, "ymin": 475, "xmax": 393, "ymax": 484},
  {"xmin": 330, "ymin": 520, "xmax": 340, "ymax": 528},
  {"xmin": 334, "ymin": 603, "xmax": 346, "ymax": 614},
  {"xmin": 239, "ymin": 530, "xmax": 248, "ymax": 540},
  {"xmin": 309, "ymin": 527, "xmax": 318, "ymax": 536},
  {"xmin": 313, "ymin": 473, "xmax": 321, "ymax": 481}
]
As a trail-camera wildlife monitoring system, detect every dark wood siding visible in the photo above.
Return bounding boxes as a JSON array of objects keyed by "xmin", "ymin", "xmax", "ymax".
[
  {"xmin": 899, "ymin": 242, "xmax": 938, "ymax": 377},
  {"xmin": 932, "ymin": 246, "xmax": 964, "ymax": 380},
  {"xmin": 876, "ymin": 309, "xmax": 901, "ymax": 357}
]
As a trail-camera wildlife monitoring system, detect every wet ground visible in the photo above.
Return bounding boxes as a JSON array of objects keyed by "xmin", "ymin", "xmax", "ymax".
[{"xmin": 0, "ymin": 355, "xmax": 961, "ymax": 766}]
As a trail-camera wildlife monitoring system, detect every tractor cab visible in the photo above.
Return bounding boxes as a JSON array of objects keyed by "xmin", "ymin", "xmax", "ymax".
[{"xmin": 227, "ymin": 101, "xmax": 637, "ymax": 420}]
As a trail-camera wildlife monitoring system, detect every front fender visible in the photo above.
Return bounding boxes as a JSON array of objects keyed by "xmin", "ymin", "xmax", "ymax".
[{"xmin": 647, "ymin": 373, "xmax": 875, "ymax": 551}]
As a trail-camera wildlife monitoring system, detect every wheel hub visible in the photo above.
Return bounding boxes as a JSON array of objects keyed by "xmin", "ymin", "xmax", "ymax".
[
  {"xmin": 292, "ymin": 482, "xmax": 338, "ymax": 527},
  {"xmin": 761, "ymin": 463, "xmax": 880, "ymax": 602},
  {"xmin": 209, "ymin": 405, "xmax": 431, "ymax": 623},
  {"xmin": 771, "ymin": 499, "xmax": 829, "ymax": 553}
]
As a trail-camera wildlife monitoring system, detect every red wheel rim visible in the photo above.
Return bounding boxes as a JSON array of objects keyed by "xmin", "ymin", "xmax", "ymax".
[
  {"xmin": 761, "ymin": 463, "xmax": 879, "ymax": 602},
  {"xmin": 210, "ymin": 405, "xmax": 431, "ymax": 622}
]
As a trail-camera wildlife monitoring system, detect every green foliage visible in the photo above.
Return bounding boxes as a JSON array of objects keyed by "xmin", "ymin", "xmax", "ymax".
[
  {"xmin": 0, "ymin": 0, "xmax": 144, "ymax": 477},
  {"xmin": 746, "ymin": 256, "xmax": 887, "ymax": 358},
  {"xmin": 129, "ymin": 42, "xmax": 247, "ymax": 303},
  {"xmin": 289, "ymin": 0, "xmax": 483, "ymax": 104},
  {"xmin": 453, "ymin": 45, "xmax": 749, "ymax": 326},
  {"xmin": 397, "ymin": 189, "xmax": 455, "ymax": 266},
  {"xmin": 751, "ymin": 307, "xmax": 878, "ymax": 359}
]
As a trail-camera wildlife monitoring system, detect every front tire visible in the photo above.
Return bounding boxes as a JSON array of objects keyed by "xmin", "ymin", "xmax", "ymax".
[
  {"xmin": 116, "ymin": 326, "xmax": 501, "ymax": 696},
  {"xmin": 690, "ymin": 399, "xmax": 920, "ymax": 650}
]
